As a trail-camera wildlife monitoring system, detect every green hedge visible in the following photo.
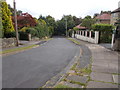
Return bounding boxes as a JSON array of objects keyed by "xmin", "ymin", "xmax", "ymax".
[
  {"xmin": 19, "ymin": 31, "xmax": 28, "ymax": 40},
  {"xmin": 4, "ymin": 31, "xmax": 16, "ymax": 38},
  {"xmin": 26, "ymin": 28, "xmax": 38, "ymax": 37},
  {"xmin": 92, "ymin": 24, "xmax": 114, "ymax": 31},
  {"xmin": 92, "ymin": 24, "xmax": 114, "ymax": 43}
]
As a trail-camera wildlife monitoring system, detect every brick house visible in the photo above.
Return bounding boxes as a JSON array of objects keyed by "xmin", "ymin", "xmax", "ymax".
[{"xmin": 94, "ymin": 12, "xmax": 111, "ymax": 24}]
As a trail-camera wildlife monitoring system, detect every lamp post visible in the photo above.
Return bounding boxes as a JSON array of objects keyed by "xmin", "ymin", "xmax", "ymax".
[
  {"xmin": 13, "ymin": 0, "xmax": 19, "ymax": 46},
  {"xmin": 65, "ymin": 18, "xmax": 67, "ymax": 37}
]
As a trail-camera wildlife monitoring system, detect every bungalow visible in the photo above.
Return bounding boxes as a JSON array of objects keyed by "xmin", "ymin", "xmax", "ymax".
[{"xmin": 75, "ymin": 25, "xmax": 87, "ymax": 30}]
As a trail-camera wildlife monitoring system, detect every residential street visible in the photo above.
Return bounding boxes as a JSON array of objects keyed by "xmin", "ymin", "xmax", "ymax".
[{"xmin": 2, "ymin": 37, "xmax": 80, "ymax": 88}]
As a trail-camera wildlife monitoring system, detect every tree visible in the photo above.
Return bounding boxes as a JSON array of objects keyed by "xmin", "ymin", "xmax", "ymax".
[
  {"xmin": 81, "ymin": 15, "xmax": 95, "ymax": 29},
  {"xmin": 12, "ymin": 13, "xmax": 37, "ymax": 29},
  {"xmin": 35, "ymin": 19, "xmax": 49, "ymax": 38},
  {"xmin": 38, "ymin": 15, "xmax": 46, "ymax": 21},
  {"xmin": 73, "ymin": 16, "xmax": 82, "ymax": 26},
  {"xmin": 8, "ymin": 4, "xmax": 23, "ymax": 16},
  {"xmin": 54, "ymin": 15, "xmax": 79, "ymax": 35},
  {"xmin": 0, "ymin": 1, "xmax": 3, "ymax": 37},
  {"xmin": 1, "ymin": 1, "xmax": 14, "ymax": 35}
]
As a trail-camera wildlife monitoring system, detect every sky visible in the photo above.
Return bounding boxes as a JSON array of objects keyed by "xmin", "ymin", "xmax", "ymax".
[{"xmin": 6, "ymin": 0, "xmax": 120, "ymax": 20}]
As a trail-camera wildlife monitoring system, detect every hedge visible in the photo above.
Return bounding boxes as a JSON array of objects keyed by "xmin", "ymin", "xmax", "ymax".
[{"xmin": 92, "ymin": 24, "xmax": 114, "ymax": 43}]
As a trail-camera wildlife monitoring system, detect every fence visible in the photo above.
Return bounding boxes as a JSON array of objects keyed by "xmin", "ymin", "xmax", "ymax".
[{"xmin": 72, "ymin": 30, "xmax": 99, "ymax": 44}]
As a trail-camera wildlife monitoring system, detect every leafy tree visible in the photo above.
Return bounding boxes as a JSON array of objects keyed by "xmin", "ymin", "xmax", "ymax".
[
  {"xmin": 55, "ymin": 20, "xmax": 66, "ymax": 35},
  {"xmin": 12, "ymin": 13, "xmax": 37, "ymax": 29},
  {"xmin": 8, "ymin": 4, "xmax": 22, "ymax": 16},
  {"xmin": 38, "ymin": 15, "xmax": 46, "ymax": 21},
  {"xmin": 0, "ymin": 1, "xmax": 3, "ymax": 38},
  {"xmin": 81, "ymin": 15, "xmax": 95, "ymax": 29},
  {"xmin": 55, "ymin": 15, "xmax": 76, "ymax": 35},
  {"xmin": 62, "ymin": 15, "xmax": 76, "ymax": 30},
  {"xmin": 35, "ymin": 19, "xmax": 49, "ymax": 38},
  {"xmin": 1, "ymin": 1, "xmax": 14, "ymax": 35},
  {"xmin": 73, "ymin": 16, "xmax": 82, "ymax": 26}
]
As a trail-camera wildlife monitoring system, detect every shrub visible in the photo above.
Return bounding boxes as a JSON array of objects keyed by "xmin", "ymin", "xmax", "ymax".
[
  {"xmin": 26, "ymin": 28, "xmax": 37, "ymax": 37},
  {"xmin": 20, "ymin": 27, "xmax": 29, "ymax": 32},
  {"xmin": 92, "ymin": 24, "xmax": 114, "ymax": 31},
  {"xmin": 92, "ymin": 24, "xmax": 114, "ymax": 43},
  {"xmin": 19, "ymin": 31, "xmax": 28, "ymax": 40},
  {"xmin": 4, "ymin": 31, "xmax": 16, "ymax": 38},
  {"xmin": 20, "ymin": 27, "xmax": 38, "ymax": 38},
  {"xmin": 73, "ymin": 27, "xmax": 79, "ymax": 31},
  {"xmin": 68, "ymin": 29, "xmax": 73, "ymax": 37}
]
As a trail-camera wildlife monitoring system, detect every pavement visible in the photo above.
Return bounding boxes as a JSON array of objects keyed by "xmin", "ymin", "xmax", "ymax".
[
  {"xmin": 54, "ymin": 38, "xmax": 120, "ymax": 89},
  {"xmin": 2, "ymin": 37, "xmax": 80, "ymax": 88}
]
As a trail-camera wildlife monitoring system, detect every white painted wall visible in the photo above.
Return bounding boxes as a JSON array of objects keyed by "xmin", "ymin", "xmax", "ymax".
[{"xmin": 73, "ymin": 31, "xmax": 99, "ymax": 44}]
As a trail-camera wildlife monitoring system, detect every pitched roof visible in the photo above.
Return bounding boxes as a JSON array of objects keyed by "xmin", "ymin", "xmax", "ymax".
[
  {"xmin": 95, "ymin": 13, "xmax": 111, "ymax": 20},
  {"xmin": 75, "ymin": 25, "xmax": 87, "ymax": 29},
  {"xmin": 111, "ymin": 8, "xmax": 120, "ymax": 13}
]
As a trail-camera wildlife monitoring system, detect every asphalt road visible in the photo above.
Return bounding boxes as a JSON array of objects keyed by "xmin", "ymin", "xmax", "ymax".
[{"xmin": 2, "ymin": 37, "xmax": 80, "ymax": 88}]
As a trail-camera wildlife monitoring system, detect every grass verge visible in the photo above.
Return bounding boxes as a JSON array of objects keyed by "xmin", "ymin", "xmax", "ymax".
[
  {"xmin": 67, "ymin": 38, "xmax": 80, "ymax": 45},
  {"xmin": 69, "ymin": 80, "xmax": 86, "ymax": 86},
  {"xmin": 0, "ymin": 44, "xmax": 38, "ymax": 54}
]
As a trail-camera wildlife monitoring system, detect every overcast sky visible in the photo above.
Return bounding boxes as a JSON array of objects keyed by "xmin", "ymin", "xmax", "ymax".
[{"xmin": 6, "ymin": 0, "xmax": 120, "ymax": 20}]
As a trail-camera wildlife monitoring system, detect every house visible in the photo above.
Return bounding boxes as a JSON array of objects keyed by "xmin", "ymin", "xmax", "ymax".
[
  {"xmin": 110, "ymin": 8, "xmax": 120, "ymax": 25},
  {"xmin": 75, "ymin": 25, "xmax": 87, "ymax": 30},
  {"xmin": 111, "ymin": 1, "xmax": 120, "ymax": 51},
  {"xmin": 94, "ymin": 11, "xmax": 111, "ymax": 24}
]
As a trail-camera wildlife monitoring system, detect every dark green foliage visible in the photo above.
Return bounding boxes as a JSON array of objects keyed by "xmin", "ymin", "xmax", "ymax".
[
  {"xmin": 68, "ymin": 29, "xmax": 73, "ymax": 37},
  {"xmin": 26, "ymin": 28, "xmax": 37, "ymax": 37},
  {"xmin": 81, "ymin": 15, "xmax": 95, "ymax": 29},
  {"xmin": 92, "ymin": 24, "xmax": 114, "ymax": 43},
  {"xmin": 92, "ymin": 24, "xmax": 114, "ymax": 31},
  {"xmin": 35, "ymin": 24, "xmax": 49, "ymax": 39},
  {"xmin": 19, "ymin": 31, "xmax": 28, "ymax": 40},
  {"xmin": 4, "ymin": 31, "xmax": 16, "ymax": 38}
]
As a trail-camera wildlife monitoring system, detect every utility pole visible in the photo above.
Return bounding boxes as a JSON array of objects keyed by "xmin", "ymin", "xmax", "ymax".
[
  {"xmin": 65, "ymin": 18, "xmax": 67, "ymax": 37},
  {"xmin": 13, "ymin": 0, "xmax": 19, "ymax": 46}
]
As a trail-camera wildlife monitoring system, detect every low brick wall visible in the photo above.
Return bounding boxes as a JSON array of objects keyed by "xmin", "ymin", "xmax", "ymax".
[{"xmin": 0, "ymin": 38, "xmax": 17, "ymax": 48}]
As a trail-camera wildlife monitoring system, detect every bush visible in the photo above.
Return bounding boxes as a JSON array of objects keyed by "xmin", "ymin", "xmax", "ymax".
[
  {"xmin": 19, "ymin": 31, "xmax": 28, "ymax": 40},
  {"xmin": 68, "ymin": 29, "xmax": 73, "ymax": 37},
  {"xmin": 19, "ymin": 27, "xmax": 38, "ymax": 40},
  {"xmin": 26, "ymin": 28, "xmax": 37, "ymax": 37},
  {"xmin": 4, "ymin": 31, "xmax": 16, "ymax": 38},
  {"xmin": 92, "ymin": 24, "xmax": 114, "ymax": 31},
  {"xmin": 20, "ymin": 27, "xmax": 29, "ymax": 32},
  {"xmin": 35, "ymin": 25, "xmax": 49, "ymax": 39},
  {"xmin": 92, "ymin": 24, "xmax": 114, "ymax": 43}
]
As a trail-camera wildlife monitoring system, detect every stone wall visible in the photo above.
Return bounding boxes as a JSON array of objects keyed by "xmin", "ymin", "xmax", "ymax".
[{"xmin": 0, "ymin": 38, "xmax": 17, "ymax": 48}]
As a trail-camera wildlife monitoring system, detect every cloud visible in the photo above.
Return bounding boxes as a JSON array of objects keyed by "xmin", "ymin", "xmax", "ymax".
[{"xmin": 6, "ymin": 0, "xmax": 119, "ymax": 20}]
